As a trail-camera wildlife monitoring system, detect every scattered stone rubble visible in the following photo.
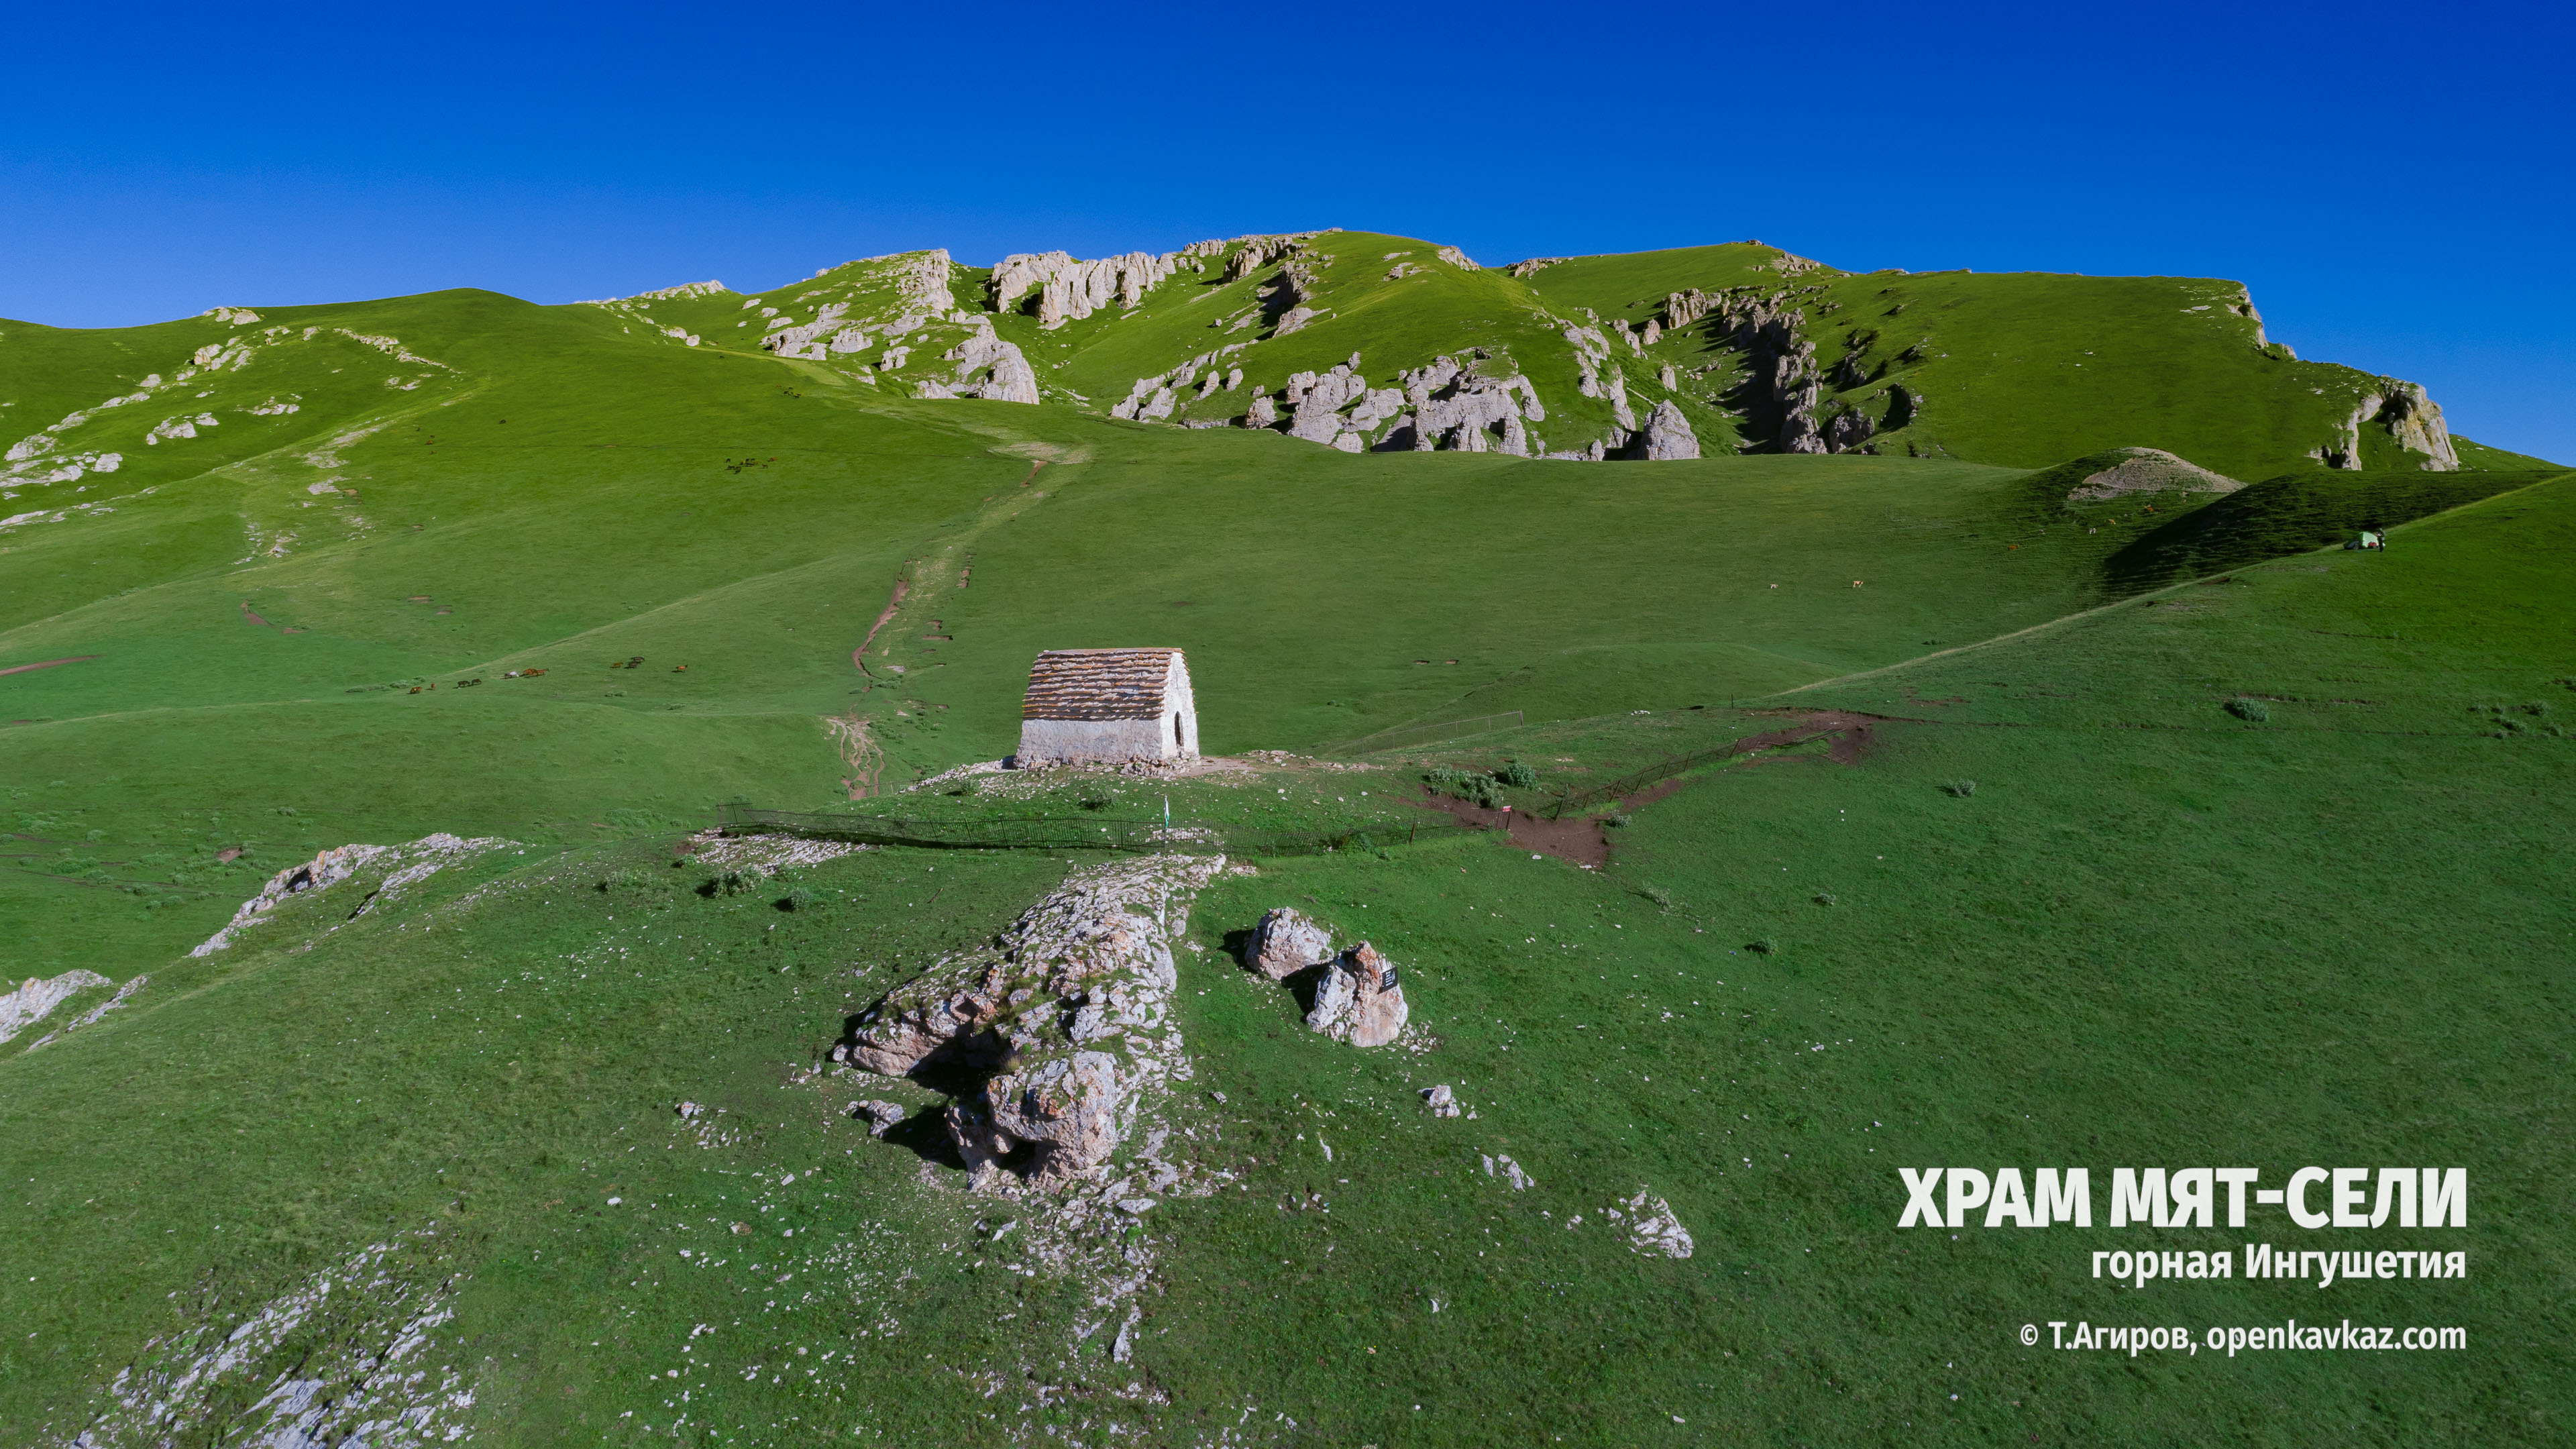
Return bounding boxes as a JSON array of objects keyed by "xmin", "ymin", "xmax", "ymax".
[
  {"xmin": 68, "ymin": 1226, "xmax": 472, "ymax": 1448},
  {"xmin": 1420, "ymin": 1084, "xmax": 1460, "ymax": 1118},
  {"xmin": 843, "ymin": 853, "xmax": 1224, "ymax": 1189}
]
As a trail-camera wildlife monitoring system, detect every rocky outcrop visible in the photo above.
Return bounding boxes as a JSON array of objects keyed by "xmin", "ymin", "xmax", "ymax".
[
  {"xmin": 1399, "ymin": 356, "xmax": 1544, "ymax": 455},
  {"xmin": 1421, "ymin": 1084, "xmax": 1461, "ymax": 1118},
  {"xmin": 843, "ymin": 854, "xmax": 1223, "ymax": 1189},
  {"xmin": 990, "ymin": 250, "xmax": 1185, "ymax": 327},
  {"xmin": 762, "ymin": 301, "xmax": 855, "ymax": 360},
  {"xmin": 1605, "ymin": 368, "xmax": 1638, "ymax": 433},
  {"xmin": 189, "ymin": 834, "xmax": 512, "ymax": 957},
  {"xmin": 1712, "ymin": 291, "xmax": 1825, "ymax": 453},
  {"xmin": 1619, "ymin": 1189, "xmax": 1694, "ymax": 1257},
  {"xmin": 1640, "ymin": 400, "xmax": 1699, "ymax": 460},
  {"xmin": 1663, "ymin": 288, "xmax": 1716, "ymax": 329},
  {"xmin": 938, "ymin": 326, "xmax": 1041, "ymax": 404},
  {"xmin": 1435, "ymin": 246, "xmax": 1477, "ymax": 270},
  {"xmin": 1505, "ymin": 256, "xmax": 1574, "ymax": 278},
  {"xmin": 2065, "ymin": 447, "xmax": 2243, "ymax": 501},
  {"xmin": 1305, "ymin": 942, "xmax": 1407, "ymax": 1047},
  {"xmin": 2373, "ymin": 382, "xmax": 2459, "ymax": 470},
  {"xmin": 1247, "ymin": 908, "xmax": 1334, "ymax": 979},
  {"xmin": 1286, "ymin": 366, "xmax": 1368, "ymax": 442},
  {"xmin": 1823, "ymin": 410, "xmax": 1876, "ymax": 453},
  {"xmin": 0, "ymin": 969, "xmax": 112, "ymax": 1044}
]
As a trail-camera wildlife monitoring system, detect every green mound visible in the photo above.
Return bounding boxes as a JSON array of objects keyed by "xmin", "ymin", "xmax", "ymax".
[{"xmin": 2029, "ymin": 445, "xmax": 2244, "ymax": 503}]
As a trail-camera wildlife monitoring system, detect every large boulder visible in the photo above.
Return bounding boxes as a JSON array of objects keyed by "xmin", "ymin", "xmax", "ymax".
[
  {"xmin": 1247, "ymin": 908, "xmax": 1334, "ymax": 979},
  {"xmin": 1640, "ymin": 400, "xmax": 1699, "ymax": 460},
  {"xmin": 1305, "ymin": 942, "xmax": 1407, "ymax": 1047}
]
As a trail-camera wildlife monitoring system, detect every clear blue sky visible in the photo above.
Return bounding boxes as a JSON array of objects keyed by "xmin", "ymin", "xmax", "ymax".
[{"xmin": 5, "ymin": 0, "xmax": 2568, "ymax": 460}]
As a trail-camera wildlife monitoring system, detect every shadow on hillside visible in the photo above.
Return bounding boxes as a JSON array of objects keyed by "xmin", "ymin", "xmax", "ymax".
[{"xmin": 2098, "ymin": 468, "xmax": 2559, "ymax": 594}]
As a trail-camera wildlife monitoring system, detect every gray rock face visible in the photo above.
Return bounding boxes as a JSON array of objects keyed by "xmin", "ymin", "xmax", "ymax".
[
  {"xmin": 1421, "ymin": 1084, "xmax": 1460, "ymax": 1118},
  {"xmin": 989, "ymin": 250, "xmax": 1182, "ymax": 327},
  {"xmin": 2372, "ymin": 382, "xmax": 2460, "ymax": 470},
  {"xmin": 1823, "ymin": 411, "xmax": 1875, "ymax": 453},
  {"xmin": 1607, "ymin": 368, "xmax": 1638, "ymax": 433},
  {"xmin": 1641, "ymin": 400, "xmax": 1699, "ymax": 460},
  {"xmin": 1399, "ymin": 356, "xmax": 1539, "ymax": 454},
  {"xmin": 845, "ymin": 854, "xmax": 1224, "ymax": 1189},
  {"xmin": 1830, "ymin": 347, "xmax": 1872, "ymax": 390},
  {"xmin": 1664, "ymin": 288, "xmax": 1715, "ymax": 328},
  {"xmin": 1243, "ymin": 394, "xmax": 1278, "ymax": 427},
  {"xmin": 852, "ymin": 1099, "xmax": 908, "ymax": 1136},
  {"xmin": 1709, "ymin": 292, "xmax": 1825, "ymax": 453},
  {"xmin": 1248, "ymin": 908, "xmax": 1334, "ymax": 979},
  {"xmin": 1287, "ymin": 366, "xmax": 1367, "ymax": 441},
  {"xmin": 1305, "ymin": 942, "xmax": 1407, "ymax": 1048},
  {"xmin": 938, "ymin": 327, "xmax": 1041, "ymax": 405}
]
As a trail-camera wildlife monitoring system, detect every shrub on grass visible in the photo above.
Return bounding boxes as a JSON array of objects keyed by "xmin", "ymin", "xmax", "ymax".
[
  {"xmin": 1422, "ymin": 767, "xmax": 1503, "ymax": 808},
  {"xmin": 1638, "ymin": 885, "xmax": 1673, "ymax": 912},
  {"xmin": 1944, "ymin": 780, "xmax": 1978, "ymax": 798},
  {"xmin": 2225, "ymin": 698, "xmax": 2270, "ymax": 722},
  {"xmin": 777, "ymin": 886, "xmax": 820, "ymax": 912},
  {"xmin": 1497, "ymin": 761, "xmax": 1540, "ymax": 789},
  {"xmin": 1604, "ymin": 813, "xmax": 1632, "ymax": 828},
  {"xmin": 1813, "ymin": 892, "xmax": 1837, "ymax": 907},
  {"xmin": 1748, "ymin": 938, "xmax": 1778, "ymax": 955},
  {"xmin": 696, "ymin": 870, "xmax": 753, "ymax": 898}
]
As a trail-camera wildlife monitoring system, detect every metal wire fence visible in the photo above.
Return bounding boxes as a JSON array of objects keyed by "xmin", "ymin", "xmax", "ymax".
[{"xmin": 713, "ymin": 803, "xmax": 1460, "ymax": 857}]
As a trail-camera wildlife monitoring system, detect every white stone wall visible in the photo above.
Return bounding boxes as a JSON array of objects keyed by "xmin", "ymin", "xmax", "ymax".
[
  {"xmin": 1018, "ymin": 717, "xmax": 1171, "ymax": 763},
  {"xmin": 1164, "ymin": 655, "xmax": 1199, "ymax": 757}
]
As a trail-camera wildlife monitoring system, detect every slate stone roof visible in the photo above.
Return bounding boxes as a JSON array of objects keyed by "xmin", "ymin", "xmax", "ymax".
[{"xmin": 1021, "ymin": 649, "xmax": 1183, "ymax": 721}]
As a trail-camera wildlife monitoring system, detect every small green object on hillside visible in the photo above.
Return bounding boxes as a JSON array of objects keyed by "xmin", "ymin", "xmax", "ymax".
[
  {"xmin": 2226, "ymin": 698, "xmax": 2271, "ymax": 722},
  {"xmin": 1944, "ymin": 779, "xmax": 1978, "ymax": 797}
]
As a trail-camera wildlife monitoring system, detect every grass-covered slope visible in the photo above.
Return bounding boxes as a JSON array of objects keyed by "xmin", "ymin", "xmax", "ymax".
[{"xmin": 3, "ymin": 475, "xmax": 2567, "ymax": 1446}]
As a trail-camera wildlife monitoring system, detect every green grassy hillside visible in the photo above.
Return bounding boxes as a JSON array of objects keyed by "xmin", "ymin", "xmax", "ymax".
[
  {"xmin": 2, "ymin": 234, "xmax": 2569, "ymax": 1446},
  {"xmin": 3, "ymin": 471, "xmax": 2566, "ymax": 1446}
]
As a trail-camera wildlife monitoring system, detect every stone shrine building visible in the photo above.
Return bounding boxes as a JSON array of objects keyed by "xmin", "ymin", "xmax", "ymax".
[{"xmin": 1016, "ymin": 648, "xmax": 1199, "ymax": 765}]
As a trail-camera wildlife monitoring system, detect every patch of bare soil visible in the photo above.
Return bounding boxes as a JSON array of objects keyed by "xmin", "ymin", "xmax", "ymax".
[
  {"xmin": 1729, "ymin": 709, "xmax": 1886, "ymax": 766},
  {"xmin": 1404, "ymin": 710, "xmax": 1895, "ymax": 866},
  {"xmin": 1407, "ymin": 793, "xmax": 1611, "ymax": 868}
]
